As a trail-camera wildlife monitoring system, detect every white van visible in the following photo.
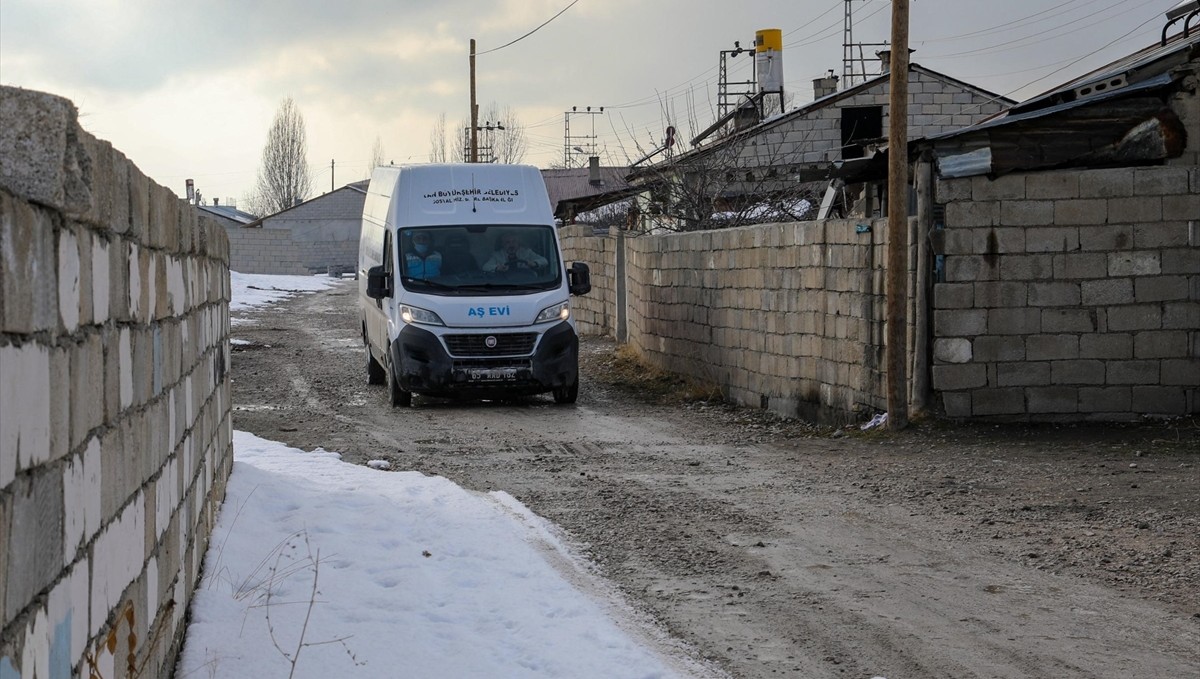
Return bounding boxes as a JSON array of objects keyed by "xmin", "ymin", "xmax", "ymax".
[{"xmin": 358, "ymin": 163, "xmax": 591, "ymax": 406}]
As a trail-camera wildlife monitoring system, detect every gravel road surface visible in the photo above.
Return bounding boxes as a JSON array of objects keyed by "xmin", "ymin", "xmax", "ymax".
[{"xmin": 228, "ymin": 279, "xmax": 1199, "ymax": 679}]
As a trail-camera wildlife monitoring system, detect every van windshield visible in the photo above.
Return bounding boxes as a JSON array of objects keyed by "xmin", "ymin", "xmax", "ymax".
[{"xmin": 397, "ymin": 224, "xmax": 562, "ymax": 295}]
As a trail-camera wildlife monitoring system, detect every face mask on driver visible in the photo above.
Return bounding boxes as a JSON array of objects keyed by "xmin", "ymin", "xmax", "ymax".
[{"xmin": 414, "ymin": 243, "xmax": 429, "ymax": 255}]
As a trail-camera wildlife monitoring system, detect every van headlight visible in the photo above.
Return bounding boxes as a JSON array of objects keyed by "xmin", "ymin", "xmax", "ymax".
[
  {"xmin": 535, "ymin": 300, "xmax": 570, "ymax": 324},
  {"xmin": 400, "ymin": 305, "xmax": 445, "ymax": 326}
]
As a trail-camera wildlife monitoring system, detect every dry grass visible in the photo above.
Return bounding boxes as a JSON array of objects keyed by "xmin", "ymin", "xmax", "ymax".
[{"xmin": 589, "ymin": 344, "xmax": 723, "ymax": 404}]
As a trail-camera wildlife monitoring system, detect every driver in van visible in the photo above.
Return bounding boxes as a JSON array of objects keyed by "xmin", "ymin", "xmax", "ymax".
[
  {"xmin": 483, "ymin": 233, "xmax": 547, "ymax": 273},
  {"xmin": 404, "ymin": 231, "xmax": 442, "ymax": 278}
]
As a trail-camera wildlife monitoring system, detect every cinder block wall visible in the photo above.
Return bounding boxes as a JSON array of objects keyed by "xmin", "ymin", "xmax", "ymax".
[
  {"xmin": 224, "ymin": 226, "xmax": 359, "ymax": 275},
  {"xmin": 562, "ymin": 219, "xmax": 903, "ymax": 423},
  {"xmin": 932, "ymin": 166, "xmax": 1200, "ymax": 420},
  {"xmin": 559, "ymin": 225, "xmax": 617, "ymax": 337},
  {"xmin": 0, "ymin": 86, "xmax": 233, "ymax": 678}
]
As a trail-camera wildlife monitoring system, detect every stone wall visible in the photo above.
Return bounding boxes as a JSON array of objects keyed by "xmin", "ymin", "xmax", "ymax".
[
  {"xmin": 932, "ymin": 166, "xmax": 1200, "ymax": 420},
  {"xmin": 561, "ymin": 218, "xmax": 907, "ymax": 422},
  {"xmin": 0, "ymin": 86, "xmax": 233, "ymax": 678}
]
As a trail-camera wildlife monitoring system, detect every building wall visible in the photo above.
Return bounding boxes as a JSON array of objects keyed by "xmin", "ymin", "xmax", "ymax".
[
  {"xmin": 225, "ymin": 188, "xmax": 364, "ymax": 275},
  {"xmin": 561, "ymin": 218, "xmax": 909, "ymax": 422},
  {"xmin": 0, "ymin": 86, "xmax": 233, "ymax": 679},
  {"xmin": 932, "ymin": 165, "xmax": 1200, "ymax": 420},
  {"xmin": 757, "ymin": 70, "xmax": 1009, "ymax": 166}
]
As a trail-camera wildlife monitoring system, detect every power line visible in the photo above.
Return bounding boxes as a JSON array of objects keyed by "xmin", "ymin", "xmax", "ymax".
[
  {"xmin": 915, "ymin": 0, "xmax": 1095, "ymax": 43},
  {"xmin": 477, "ymin": 0, "xmax": 580, "ymax": 55},
  {"xmin": 924, "ymin": 0, "xmax": 1157, "ymax": 60}
]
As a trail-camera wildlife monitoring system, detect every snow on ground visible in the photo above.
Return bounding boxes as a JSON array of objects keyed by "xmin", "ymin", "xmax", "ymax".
[
  {"xmin": 178, "ymin": 273, "xmax": 723, "ymax": 678},
  {"xmin": 229, "ymin": 271, "xmax": 341, "ymax": 324}
]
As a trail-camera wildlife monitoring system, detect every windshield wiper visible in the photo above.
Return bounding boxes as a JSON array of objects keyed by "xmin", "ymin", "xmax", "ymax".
[
  {"xmin": 401, "ymin": 277, "xmax": 455, "ymax": 290},
  {"xmin": 455, "ymin": 282, "xmax": 550, "ymax": 292}
]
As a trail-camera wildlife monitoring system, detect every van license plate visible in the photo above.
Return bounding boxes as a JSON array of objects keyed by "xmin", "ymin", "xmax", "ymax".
[{"xmin": 469, "ymin": 367, "xmax": 518, "ymax": 381}]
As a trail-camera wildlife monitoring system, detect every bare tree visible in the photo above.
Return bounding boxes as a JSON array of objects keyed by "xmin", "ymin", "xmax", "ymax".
[
  {"xmin": 429, "ymin": 113, "xmax": 447, "ymax": 163},
  {"xmin": 369, "ymin": 136, "xmax": 386, "ymax": 174},
  {"xmin": 452, "ymin": 121, "xmax": 469, "ymax": 163},
  {"xmin": 249, "ymin": 97, "xmax": 312, "ymax": 215},
  {"xmin": 484, "ymin": 103, "xmax": 527, "ymax": 164},
  {"xmin": 626, "ymin": 130, "xmax": 820, "ymax": 233},
  {"xmin": 613, "ymin": 90, "xmax": 821, "ymax": 233}
]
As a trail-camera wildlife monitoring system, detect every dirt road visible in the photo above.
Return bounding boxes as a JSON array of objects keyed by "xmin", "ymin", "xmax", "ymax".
[{"xmin": 229, "ymin": 279, "xmax": 1199, "ymax": 679}]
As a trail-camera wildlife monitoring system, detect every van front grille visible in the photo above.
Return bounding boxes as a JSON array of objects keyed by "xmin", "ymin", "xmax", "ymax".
[{"xmin": 444, "ymin": 333, "xmax": 537, "ymax": 357}]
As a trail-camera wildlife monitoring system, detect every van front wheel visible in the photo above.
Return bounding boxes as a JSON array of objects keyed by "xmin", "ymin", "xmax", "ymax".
[
  {"xmin": 552, "ymin": 379, "xmax": 578, "ymax": 405},
  {"xmin": 388, "ymin": 360, "xmax": 412, "ymax": 407},
  {"xmin": 367, "ymin": 350, "xmax": 386, "ymax": 385}
]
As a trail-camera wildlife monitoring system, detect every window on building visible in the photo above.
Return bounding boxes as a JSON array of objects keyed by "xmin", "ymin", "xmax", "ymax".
[{"xmin": 841, "ymin": 106, "xmax": 883, "ymax": 160}]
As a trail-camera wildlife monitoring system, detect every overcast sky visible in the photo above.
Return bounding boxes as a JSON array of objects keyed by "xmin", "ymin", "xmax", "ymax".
[{"xmin": 0, "ymin": 0, "xmax": 1181, "ymax": 207}]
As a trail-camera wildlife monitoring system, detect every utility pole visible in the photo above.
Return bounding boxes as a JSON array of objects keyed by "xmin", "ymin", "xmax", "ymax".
[
  {"xmin": 469, "ymin": 39, "xmax": 479, "ymax": 163},
  {"xmin": 886, "ymin": 0, "xmax": 910, "ymax": 430},
  {"xmin": 330, "ymin": 159, "xmax": 335, "ymax": 192}
]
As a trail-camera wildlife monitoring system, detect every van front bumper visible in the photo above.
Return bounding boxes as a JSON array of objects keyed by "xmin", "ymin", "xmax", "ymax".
[{"xmin": 391, "ymin": 321, "xmax": 578, "ymax": 397}]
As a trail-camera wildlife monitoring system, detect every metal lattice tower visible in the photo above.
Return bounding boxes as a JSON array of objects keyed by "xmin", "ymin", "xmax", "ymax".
[
  {"xmin": 717, "ymin": 41, "xmax": 757, "ymax": 119},
  {"xmin": 843, "ymin": 0, "xmax": 888, "ymax": 88},
  {"xmin": 563, "ymin": 106, "xmax": 603, "ymax": 168}
]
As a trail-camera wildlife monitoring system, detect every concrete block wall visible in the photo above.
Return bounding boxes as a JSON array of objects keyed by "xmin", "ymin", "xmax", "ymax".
[
  {"xmin": 563, "ymin": 219, "xmax": 906, "ymax": 423},
  {"xmin": 226, "ymin": 187, "xmax": 365, "ymax": 275},
  {"xmin": 559, "ymin": 225, "xmax": 617, "ymax": 337},
  {"xmin": 224, "ymin": 226, "xmax": 359, "ymax": 275},
  {"xmin": 933, "ymin": 166, "xmax": 1200, "ymax": 420},
  {"xmin": 0, "ymin": 86, "xmax": 233, "ymax": 678}
]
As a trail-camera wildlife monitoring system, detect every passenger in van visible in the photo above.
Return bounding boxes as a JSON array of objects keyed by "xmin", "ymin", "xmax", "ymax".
[
  {"xmin": 440, "ymin": 234, "xmax": 479, "ymax": 275},
  {"xmin": 404, "ymin": 231, "xmax": 442, "ymax": 278},
  {"xmin": 483, "ymin": 233, "xmax": 547, "ymax": 273}
]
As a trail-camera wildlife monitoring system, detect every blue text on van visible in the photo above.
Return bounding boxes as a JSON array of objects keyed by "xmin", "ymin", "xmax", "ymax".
[{"xmin": 469, "ymin": 306, "xmax": 511, "ymax": 317}]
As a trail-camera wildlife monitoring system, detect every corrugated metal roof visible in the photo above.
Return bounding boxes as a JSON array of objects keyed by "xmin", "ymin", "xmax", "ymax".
[
  {"xmin": 541, "ymin": 166, "xmax": 632, "ymax": 211},
  {"xmin": 921, "ymin": 29, "xmax": 1200, "ymax": 180},
  {"xmin": 1000, "ymin": 30, "xmax": 1200, "ymax": 118},
  {"xmin": 927, "ymin": 73, "xmax": 1176, "ymax": 142}
]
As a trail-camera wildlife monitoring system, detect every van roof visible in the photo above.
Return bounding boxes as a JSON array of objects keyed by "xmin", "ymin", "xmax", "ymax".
[{"xmin": 368, "ymin": 163, "xmax": 553, "ymax": 228}]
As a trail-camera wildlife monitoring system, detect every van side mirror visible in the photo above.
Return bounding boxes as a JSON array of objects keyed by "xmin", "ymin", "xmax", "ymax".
[
  {"xmin": 366, "ymin": 265, "xmax": 392, "ymax": 299},
  {"xmin": 568, "ymin": 262, "xmax": 591, "ymax": 296}
]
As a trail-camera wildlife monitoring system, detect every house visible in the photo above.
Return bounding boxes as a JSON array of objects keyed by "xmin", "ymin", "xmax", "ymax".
[
  {"xmin": 542, "ymin": 161, "xmax": 637, "ymax": 229},
  {"xmin": 628, "ymin": 57, "xmax": 1015, "ymax": 230},
  {"xmin": 920, "ymin": 27, "xmax": 1200, "ymax": 420},
  {"xmin": 225, "ymin": 181, "xmax": 368, "ymax": 275}
]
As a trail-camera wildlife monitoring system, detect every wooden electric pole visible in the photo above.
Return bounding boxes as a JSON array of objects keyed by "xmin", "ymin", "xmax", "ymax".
[
  {"xmin": 469, "ymin": 38, "xmax": 479, "ymax": 163},
  {"xmin": 886, "ymin": 0, "xmax": 910, "ymax": 430}
]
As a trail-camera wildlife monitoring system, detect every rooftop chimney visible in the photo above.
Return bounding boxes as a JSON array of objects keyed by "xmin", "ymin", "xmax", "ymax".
[
  {"xmin": 213, "ymin": 197, "xmax": 220, "ymax": 206},
  {"xmin": 588, "ymin": 156, "xmax": 602, "ymax": 186},
  {"xmin": 876, "ymin": 49, "xmax": 892, "ymax": 74},
  {"xmin": 813, "ymin": 70, "xmax": 839, "ymax": 99},
  {"xmin": 877, "ymin": 48, "xmax": 915, "ymax": 76}
]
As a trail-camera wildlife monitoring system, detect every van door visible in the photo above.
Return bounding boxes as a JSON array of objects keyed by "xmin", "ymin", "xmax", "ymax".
[{"xmin": 370, "ymin": 229, "xmax": 393, "ymax": 358}]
